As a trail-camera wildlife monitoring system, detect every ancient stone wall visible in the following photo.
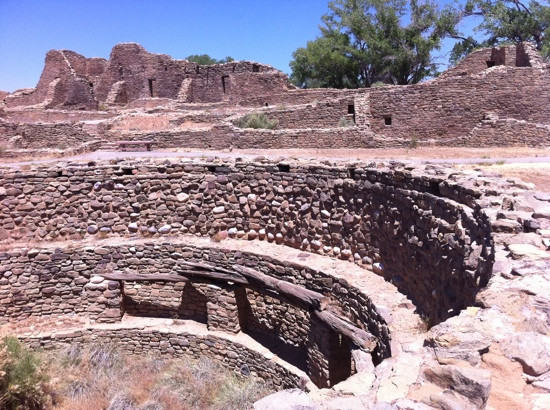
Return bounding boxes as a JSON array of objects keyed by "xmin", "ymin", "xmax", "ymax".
[
  {"xmin": 0, "ymin": 160, "xmax": 496, "ymax": 324},
  {"xmin": 250, "ymin": 100, "xmax": 354, "ymax": 129},
  {"xmin": 0, "ymin": 241, "xmax": 389, "ymax": 358},
  {"xmin": 5, "ymin": 43, "xmax": 290, "ymax": 109},
  {"xmin": 1, "ymin": 109, "xmax": 114, "ymax": 124},
  {"xmin": 4, "ymin": 50, "xmax": 104, "ymax": 110},
  {"xmin": 0, "ymin": 121, "xmax": 97, "ymax": 148},
  {"xmin": 238, "ymin": 89, "xmax": 361, "ymax": 108},
  {"xmin": 367, "ymin": 66, "xmax": 550, "ymax": 141},
  {"xmin": 448, "ymin": 117, "xmax": 550, "ymax": 147}
]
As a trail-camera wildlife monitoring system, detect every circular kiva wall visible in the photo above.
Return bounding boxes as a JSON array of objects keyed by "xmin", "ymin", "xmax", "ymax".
[
  {"xmin": 0, "ymin": 159, "xmax": 494, "ymax": 325},
  {"xmin": 3, "ymin": 237, "xmax": 415, "ymax": 389}
]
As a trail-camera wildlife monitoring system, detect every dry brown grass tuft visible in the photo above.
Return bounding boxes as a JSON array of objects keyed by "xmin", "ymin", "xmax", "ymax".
[{"xmin": 37, "ymin": 343, "xmax": 274, "ymax": 410}]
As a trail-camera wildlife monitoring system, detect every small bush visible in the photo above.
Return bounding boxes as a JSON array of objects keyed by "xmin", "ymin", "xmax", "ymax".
[
  {"xmin": 338, "ymin": 116, "xmax": 354, "ymax": 127},
  {"xmin": 0, "ymin": 336, "xmax": 51, "ymax": 409},
  {"xmin": 409, "ymin": 136, "xmax": 419, "ymax": 149},
  {"xmin": 0, "ymin": 142, "xmax": 8, "ymax": 158},
  {"xmin": 237, "ymin": 113, "xmax": 278, "ymax": 130},
  {"xmin": 371, "ymin": 81, "xmax": 386, "ymax": 88}
]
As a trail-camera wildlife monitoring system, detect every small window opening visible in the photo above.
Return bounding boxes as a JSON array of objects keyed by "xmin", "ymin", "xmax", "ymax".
[
  {"xmin": 486, "ymin": 60, "xmax": 495, "ymax": 68},
  {"xmin": 252, "ymin": 64, "xmax": 260, "ymax": 73},
  {"xmin": 278, "ymin": 164, "xmax": 290, "ymax": 173},
  {"xmin": 384, "ymin": 116, "xmax": 392, "ymax": 126},
  {"xmin": 123, "ymin": 168, "xmax": 133, "ymax": 176},
  {"xmin": 207, "ymin": 165, "xmax": 217, "ymax": 173},
  {"xmin": 264, "ymin": 102, "xmax": 269, "ymax": 107},
  {"xmin": 347, "ymin": 104, "xmax": 355, "ymax": 114},
  {"xmin": 348, "ymin": 168, "xmax": 356, "ymax": 179},
  {"xmin": 148, "ymin": 79, "xmax": 155, "ymax": 97},
  {"xmin": 164, "ymin": 66, "xmax": 168, "ymax": 71},
  {"xmin": 221, "ymin": 75, "xmax": 229, "ymax": 94}
]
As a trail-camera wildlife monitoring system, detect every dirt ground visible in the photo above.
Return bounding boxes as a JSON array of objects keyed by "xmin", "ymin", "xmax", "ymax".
[
  {"xmin": 457, "ymin": 162, "xmax": 550, "ymax": 193},
  {"xmin": 3, "ymin": 146, "xmax": 549, "ymax": 192}
]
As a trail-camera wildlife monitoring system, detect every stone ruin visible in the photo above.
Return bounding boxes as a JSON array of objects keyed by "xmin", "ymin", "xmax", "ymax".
[
  {"xmin": 0, "ymin": 41, "xmax": 549, "ymax": 155},
  {"xmin": 0, "ymin": 43, "xmax": 549, "ymax": 409},
  {"xmin": 0, "ymin": 157, "xmax": 549, "ymax": 408}
]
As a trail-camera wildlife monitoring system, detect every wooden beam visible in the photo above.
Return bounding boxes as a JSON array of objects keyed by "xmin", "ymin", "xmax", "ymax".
[
  {"xmin": 313, "ymin": 310, "xmax": 377, "ymax": 351},
  {"xmin": 234, "ymin": 265, "xmax": 329, "ymax": 311},
  {"xmin": 179, "ymin": 260, "xmax": 235, "ymax": 275},
  {"xmin": 176, "ymin": 268, "xmax": 249, "ymax": 285}
]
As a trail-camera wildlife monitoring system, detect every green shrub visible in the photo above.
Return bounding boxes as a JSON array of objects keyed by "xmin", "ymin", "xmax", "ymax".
[
  {"xmin": 0, "ymin": 142, "xmax": 8, "ymax": 158},
  {"xmin": 0, "ymin": 336, "xmax": 50, "ymax": 409},
  {"xmin": 237, "ymin": 113, "xmax": 278, "ymax": 129},
  {"xmin": 409, "ymin": 136, "xmax": 419, "ymax": 149},
  {"xmin": 338, "ymin": 116, "xmax": 354, "ymax": 127}
]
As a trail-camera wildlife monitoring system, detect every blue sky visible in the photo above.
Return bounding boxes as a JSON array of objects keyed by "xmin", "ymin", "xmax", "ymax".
[{"xmin": 0, "ymin": 0, "xmax": 470, "ymax": 92}]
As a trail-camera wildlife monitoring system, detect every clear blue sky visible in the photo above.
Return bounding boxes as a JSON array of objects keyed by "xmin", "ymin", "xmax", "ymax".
[{"xmin": 0, "ymin": 0, "xmax": 469, "ymax": 92}]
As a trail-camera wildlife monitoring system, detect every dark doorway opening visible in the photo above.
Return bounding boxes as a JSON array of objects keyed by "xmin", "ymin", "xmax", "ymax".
[
  {"xmin": 148, "ymin": 79, "xmax": 156, "ymax": 97},
  {"xmin": 486, "ymin": 60, "xmax": 495, "ymax": 68},
  {"xmin": 221, "ymin": 75, "xmax": 229, "ymax": 94},
  {"xmin": 348, "ymin": 104, "xmax": 356, "ymax": 123},
  {"xmin": 384, "ymin": 116, "xmax": 392, "ymax": 126},
  {"xmin": 278, "ymin": 163, "xmax": 290, "ymax": 172},
  {"xmin": 252, "ymin": 64, "xmax": 260, "ymax": 73}
]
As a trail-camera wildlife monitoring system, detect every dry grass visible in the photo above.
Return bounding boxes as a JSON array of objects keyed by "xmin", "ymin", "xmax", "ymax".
[{"xmin": 40, "ymin": 343, "xmax": 273, "ymax": 410}]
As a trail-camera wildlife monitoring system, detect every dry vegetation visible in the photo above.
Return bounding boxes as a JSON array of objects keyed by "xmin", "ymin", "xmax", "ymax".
[{"xmin": 0, "ymin": 336, "xmax": 273, "ymax": 410}]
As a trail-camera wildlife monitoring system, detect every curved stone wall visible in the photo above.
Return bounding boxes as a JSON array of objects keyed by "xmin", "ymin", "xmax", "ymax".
[
  {"xmin": 0, "ymin": 239, "xmax": 392, "ymax": 363},
  {"xmin": 18, "ymin": 324, "xmax": 305, "ymax": 390},
  {"xmin": 0, "ymin": 160, "xmax": 493, "ymax": 324}
]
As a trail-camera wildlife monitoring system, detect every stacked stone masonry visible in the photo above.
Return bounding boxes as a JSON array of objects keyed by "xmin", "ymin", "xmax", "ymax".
[
  {"xmin": 0, "ymin": 160, "xmax": 494, "ymax": 325},
  {"xmin": 1, "ymin": 158, "xmax": 550, "ymax": 408}
]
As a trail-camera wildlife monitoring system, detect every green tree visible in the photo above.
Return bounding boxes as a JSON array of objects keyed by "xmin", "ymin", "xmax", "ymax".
[
  {"xmin": 290, "ymin": 0, "xmax": 456, "ymax": 88},
  {"xmin": 450, "ymin": 0, "xmax": 550, "ymax": 64},
  {"xmin": 185, "ymin": 54, "xmax": 235, "ymax": 65}
]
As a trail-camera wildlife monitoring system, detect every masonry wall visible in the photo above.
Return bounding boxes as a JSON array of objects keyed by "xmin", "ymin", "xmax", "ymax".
[
  {"xmin": 0, "ymin": 241, "xmax": 391, "ymax": 363},
  {"xmin": 368, "ymin": 66, "xmax": 550, "ymax": 141},
  {"xmin": 0, "ymin": 160, "xmax": 494, "ymax": 325},
  {"xmin": 0, "ymin": 121, "xmax": 97, "ymax": 149},
  {"xmin": 448, "ymin": 118, "xmax": 550, "ymax": 147},
  {"xmin": 247, "ymin": 100, "xmax": 354, "ymax": 129},
  {"xmin": 238, "ymin": 89, "xmax": 362, "ymax": 108}
]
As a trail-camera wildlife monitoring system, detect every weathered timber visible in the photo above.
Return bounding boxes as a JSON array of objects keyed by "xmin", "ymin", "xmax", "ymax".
[
  {"xmin": 314, "ymin": 310, "xmax": 377, "ymax": 351},
  {"xmin": 179, "ymin": 260, "xmax": 236, "ymax": 275},
  {"xmin": 176, "ymin": 268, "xmax": 249, "ymax": 284},
  {"xmin": 234, "ymin": 265, "xmax": 328, "ymax": 310},
  {"xmin": 101, "ymin": 272, "xmax": 190, "ymax": 282}
]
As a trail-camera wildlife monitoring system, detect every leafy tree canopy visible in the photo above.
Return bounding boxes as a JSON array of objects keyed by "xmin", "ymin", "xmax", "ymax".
[
  {"xmin": 290, "ymin": 0, "xmax": 457, "ymax": 88},
  {"xmin": 185, "ymin": 54, "xmax": 235, "ymax": 65},
  {"xmin": 449, "ymin": 0, "xmax": 550, "ymax": 64}
]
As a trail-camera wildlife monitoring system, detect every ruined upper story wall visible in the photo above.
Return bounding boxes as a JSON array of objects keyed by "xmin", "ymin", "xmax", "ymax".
[
  {"xmin": 4, "ymin": 50, "xmax": 105, "ymax": 110},
  {"xmin": 94, "ymin": 43, "xmax": 190, "ymax": 103},
  {"xmin": 6, "ymin": 43, "xmax": 291, "ymax": 108}
]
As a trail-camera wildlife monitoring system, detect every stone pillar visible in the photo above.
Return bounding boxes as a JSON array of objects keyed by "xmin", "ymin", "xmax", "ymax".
[
  {"xmin": 203, "ymin": 283, "xmax": 246, "ymax": 334},
  {"xmin": 84, "ymin": 275, "xmax": 124, "ymax": 323},
  {"xmin": 307, "ymin": 314, "xmax": 353, "ymax": 388}
]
